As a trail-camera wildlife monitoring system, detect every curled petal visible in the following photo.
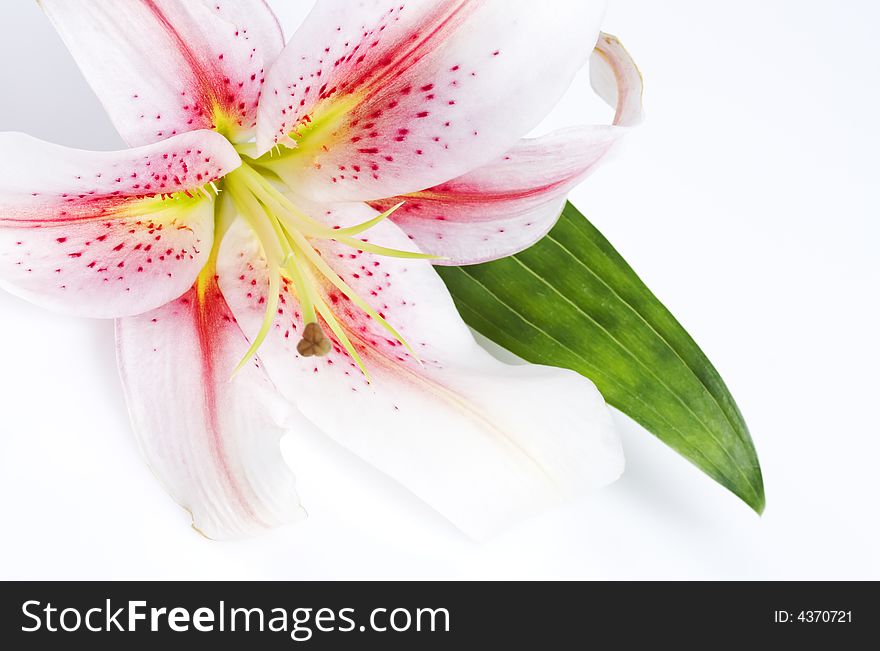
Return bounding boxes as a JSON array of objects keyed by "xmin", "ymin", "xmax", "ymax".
[
  {"xmin": 116, "ymin": 251, "xmax": 304, "ymax": 540},
  {"xmin": 217, "ymin": 204, "xmax": 622, "ymax": 539},
  {"xmin": 370, "ymin": 33, "xmax": 645, "ymax": 264},
  {"xmin": 0, "ymin": 130, "xmax": 240, "ymax": 318},
  {"xmin": 591, "ymin": 32, "xmax": 644, "ymax": 128},
  {"xmin": 40, "ymin": 0, "xmax": 284, "ymax": 146},
  {"xmin": 256, "ymin": 0, "xmax": 606, "ymax": 201}
]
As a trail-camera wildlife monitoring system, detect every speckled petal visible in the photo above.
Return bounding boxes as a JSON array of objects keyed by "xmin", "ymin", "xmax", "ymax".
[
  {"xmin": 40, "ymin": 0, "xmax": 284, "ymax": 146},
  {"xmin": 256, "ymin": 0, "xmax": 606, "ymax": 202},
  {"xmin": 0, "ymin": 129, "xmax": 240, "ymax": 318},
  {"xmin": 370, "ymin": 33, "xmax": 645, "ymax": 264},
  {"xmin": 369, "ymin": 126, "xmax": 618, "ymax": 264}
]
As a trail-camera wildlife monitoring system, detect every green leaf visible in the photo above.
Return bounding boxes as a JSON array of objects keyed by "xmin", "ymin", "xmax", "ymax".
[{"xmin": 436, "ymin": 202, "xmax": 764, "ymax": 513}]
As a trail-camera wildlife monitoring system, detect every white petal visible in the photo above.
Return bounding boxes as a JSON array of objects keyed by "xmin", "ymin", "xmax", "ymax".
[
  {"xmin": 217, "ymin": 202, "xmax": 623, "ymax": 539},
  {"xmin": 591, "ymin": 32, "xmax": 644, "ymax": 128}
]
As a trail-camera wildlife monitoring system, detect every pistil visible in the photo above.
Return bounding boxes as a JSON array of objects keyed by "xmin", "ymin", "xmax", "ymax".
[{"xmin": 223, "ymin": 162, "xmax": 435, "ymax": 378}]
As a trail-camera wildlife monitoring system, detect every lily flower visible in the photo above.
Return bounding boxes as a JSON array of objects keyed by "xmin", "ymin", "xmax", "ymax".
[{"xmin": 0, "ymin": 0, "xmax": 642, "ymax": 540}]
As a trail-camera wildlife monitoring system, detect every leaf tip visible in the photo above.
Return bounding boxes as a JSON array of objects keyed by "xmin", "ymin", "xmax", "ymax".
[
  {"xmin": 739, "ymin": 468, "xmax": 765, "ymax": 515},
  {"xmin": 751, "ymin": 486, "xmax": 766, "ymax": 516}
]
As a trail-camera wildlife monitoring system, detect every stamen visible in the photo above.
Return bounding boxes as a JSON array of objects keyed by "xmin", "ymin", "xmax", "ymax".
[
  {"xmin": 281, "ymin": 251, "xmax": 317, "ymax": 326},
  {"xmin": 314, "ymin": 295, "xmax": 371, "ymax": 381},
  {"xmin": 231, "ymin": 265, "xmax": 280, "ymax": 377},
  {"xmin": 236, "ymin": 165, "xmax": 339, "ymax": 239},
  {"xmin": 223, "ymin": 161, "xmax": 424, "ymax": 377},
  {"xmin": 334, "ymin": 202, "xmax": 405, "ymax": 236},
  {"xmin": 283, "ymin": 226, "xmax": 421, "ymax": 364},
  {"xmin": 334, "ymin": 235, "xmax": 443, "ymax": 261}
]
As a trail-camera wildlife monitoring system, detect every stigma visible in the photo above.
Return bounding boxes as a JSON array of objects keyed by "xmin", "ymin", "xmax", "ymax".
[{"xmin": 296, "ymin": 323, "xmax": 332, "ymax": 358}]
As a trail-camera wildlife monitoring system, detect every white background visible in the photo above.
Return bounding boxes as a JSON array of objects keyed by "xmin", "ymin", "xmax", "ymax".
[{"xmin": 0, "ymin": 0, "xmax": 877, "ymax": 580}]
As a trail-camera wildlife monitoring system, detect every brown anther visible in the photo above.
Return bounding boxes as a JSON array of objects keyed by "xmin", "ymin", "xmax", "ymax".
[{"xmin": 296, "ymin": 322, "xmax": 332, "ymax": 357}]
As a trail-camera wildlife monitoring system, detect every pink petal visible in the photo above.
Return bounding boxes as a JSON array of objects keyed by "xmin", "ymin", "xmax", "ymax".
[
  {"xmin": 116, "ymin": 269, "xmax": 305, "ymax": 540},
  {"xmin": 256, "ymin": 0, "xmax": 605, "ymax": 202},
  {"xmin": 369, "ymin": 33, "xmax": 645, "ymax": 264},
  {"xmin": 217, "ymin": 204, "xmax": 622, "ymax": 539},
  {"xmin": 369, "ymin": 126, "xmax": 618, "ymax": 264},
  {"xmin": 0, "ymin": 130, "xmax": 240, "ymax": 318},
  {"xmin": 40, "ymin": 0, "xmax": 284, "ymax": 146}
]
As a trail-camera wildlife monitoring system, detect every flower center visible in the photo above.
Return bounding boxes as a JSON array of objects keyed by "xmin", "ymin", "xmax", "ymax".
[{"xmin": 220, "ymin": 161, "xmax": 430, "ymax": 379}]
